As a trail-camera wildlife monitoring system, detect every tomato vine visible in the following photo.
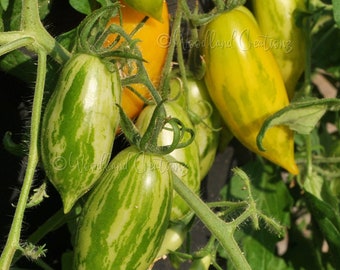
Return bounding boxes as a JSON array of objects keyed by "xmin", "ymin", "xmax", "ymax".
[{"xmin": 1, "ymin": 0, "xmax": 340, "ymax": 269}]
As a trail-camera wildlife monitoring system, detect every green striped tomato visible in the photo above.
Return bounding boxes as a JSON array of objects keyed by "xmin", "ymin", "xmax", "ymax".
[
  {"xmin": 200, "ymin": 6, "xmax": 299, "ymax": 175},
  {"xmin": 170, "ymin": 73, "xmax": 222, "ymax": 179},
  {"xmin": 156, "ymin": 222, "xmax": 188, "ymax": 259},
  {"xmin": 135, "ymin": 102, "xmax": 201, "ymax": 221},
  {"xmin": 251, "ymin": 0, "xmax": 306, "ymax": 100},
  {"xmin": 73, "ymin": 146, "xmax": 172, "ymax": 269},
  {"xmin": 40, "ymin": 53, "xmax": 121, "ymax": 214}
]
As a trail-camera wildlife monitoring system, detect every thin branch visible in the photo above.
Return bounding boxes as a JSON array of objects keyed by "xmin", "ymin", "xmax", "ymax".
[{"xmin": 0, "ymin": 50, "xmax": 47, "ymax": 270}]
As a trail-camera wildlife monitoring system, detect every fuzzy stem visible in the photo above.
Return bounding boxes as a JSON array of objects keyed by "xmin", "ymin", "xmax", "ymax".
[
  {"xmin": 0, "ymin": 34, "xmax": 34, "ymax": 56},
  {"xmin": 11, "ymin": 209, "xmax": 71, "ymax": 264},
  {"xmin": 172, "ymin": 173, "xmax": 251, "ymax": 270},
  {"xmin": 158, "ymin": 0, "xmax": 183, "ymax": 98},
  {"xmin": 20, "ymin": 0, "xmax": 70, "ymax": 64},
  {"xmin": 305, "ymin": 134, "xmax": 313, "ymax": 179},
  {"xmin": 0, "ymin": 51, "xmax": 47, "ymax": 270}
]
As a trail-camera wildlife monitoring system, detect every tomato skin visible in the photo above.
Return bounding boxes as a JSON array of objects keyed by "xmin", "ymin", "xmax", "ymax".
[
  {"xmin": 123, "ymin": 0, "xmax": 164, "ymax": 22},
  {"xmin": 170, "ymin": 74, "xmax": 222, "ymax": 179},
  {"xmin": 251, "ymin": 0, "xmax": 306, "ymax": 100},
  {"xmin": 135, "ymin": 102, "xmax": 201, "ymax": 221},
  {"xmin": 104, "ymin": 0, "xmax": 170, "ymax": 120},
  {"xmin": 40, "ymin": 53, "xmax": 121, "ymax": 213},
  {"xmin": 200, "ymin": 6, "xmax": 299, "ymax": 175},
  {"xmin": 73, "ymin": 146, "xmax": 172, "ymax": 270},
  {"xmin": 189, "ymin": 255, "xmax": 212, "ymax": 270},
  {"xmin": 156, "ymin": 222, "xmax": 187, "ymax": 259}
]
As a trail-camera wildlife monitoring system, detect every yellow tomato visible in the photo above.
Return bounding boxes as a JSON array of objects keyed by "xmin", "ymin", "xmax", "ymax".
[
  {"xmin": 104, "ymin": 0, "xmax": 170, "ymax": 120},
  {"xmin": 200, "ymin": 6, "xmax": 299, "ymax": 175}
]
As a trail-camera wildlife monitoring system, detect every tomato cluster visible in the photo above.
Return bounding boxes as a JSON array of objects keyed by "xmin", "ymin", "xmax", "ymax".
[{"xmin": 38, "ymin": 1, "xmax": 304, "ymax": 269}]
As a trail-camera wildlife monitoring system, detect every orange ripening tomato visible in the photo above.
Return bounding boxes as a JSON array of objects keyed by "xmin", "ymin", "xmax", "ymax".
[{"xmin": 104, "ymin": 0, "xmax": 170, "ymax": 120}]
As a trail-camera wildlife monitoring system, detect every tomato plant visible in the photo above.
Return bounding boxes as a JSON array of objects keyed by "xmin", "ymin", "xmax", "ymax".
[{"xmin": 1, "ymin": 0, "xmax": 340, "ymax": 270}]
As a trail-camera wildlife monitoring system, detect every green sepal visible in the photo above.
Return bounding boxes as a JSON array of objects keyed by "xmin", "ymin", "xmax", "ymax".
[{"xmin": 117, "ymin": 103, "xmax": 142, "ymax": 146}]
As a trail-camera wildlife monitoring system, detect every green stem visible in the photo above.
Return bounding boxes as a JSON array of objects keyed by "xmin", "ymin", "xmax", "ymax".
[
  {"xmin": 172, "ymin": 173, "xmax": 251, "ymax": 270},
  {"xmin": 11, "ymin": 209, "xmax": 72, "ymax": 264},
  {"xmin": 158, "ymin": 0, "xmax": 183, "ymax": 98},
  {"xmin": 207, "ymin": 201, "xmax": 248, "ymax": 208},
  {"xmin": 305, "ymin": 134, "xmax": 313, "ymax": 178},
  {"xmin": 0, "ymin": 51, "xmax": 47, "ymax": 270},
  {"xmin": 212, "ymin": 0, "xmax": 225, "ymax": 11},
  {"xmin": 21, "ymin": 0, "xmax": 70, "ymax": 64},
  {"xmin": 240, "ymin": 168, "xmax": 259, "ymax": 229},
  {"xmin": 34, "ymin": 259, "xmax": 54, "ymax": 270},
  {"xmin": 0, "ymin": 36, "xmax": 34, "ymax": 57}
]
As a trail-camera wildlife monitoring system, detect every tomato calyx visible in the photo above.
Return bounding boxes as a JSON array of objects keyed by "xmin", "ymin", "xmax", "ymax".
[
  {"xmin": 118, "ymin": 100, "xmax": 195, "ymax": 155},
  {"xmin": 169, "ymin": 71, "xmax": 221, "ymax": 132},
  {"xmin": 74, "ymin": 4, "xmax": 143, "ymax": 72}
]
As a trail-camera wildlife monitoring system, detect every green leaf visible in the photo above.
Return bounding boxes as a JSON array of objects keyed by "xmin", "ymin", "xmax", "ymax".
[
  {"xmin": 39, "ymin": 0, "xmax": 53, "ymax": 20},
  {"xmin": 283, "ymin": 221, "xmax": 325, "ymax": 269},
  {"xmin": 56, "ymin": 28, "xmax": 78, "ymax": 52},
  {"xmin": 0, "ymin": 0, "xmax": 56, "ymax": 81},
  {"xmin": 304, "ymin": 171, "xmax": 325, "ymax": 201},
  {"xmin": 304, "ymin": 170, "xmax": 339, "ymax": 211},
  {"xmin": 0, "ymin": 0, "xmax": 8, "ymax": 11},
  {"xmin": 0, "ymin": 5, "xmax": 3, "ymax": 31},
  {"xmin": 224, "ymin": 161, "xmax": 294, "ymax": 269},
  {"xmin": 305, "ymin": 192, "xmax": 340, "ymax": 268},
  {"xmin": 97, "ymin": 0, "xmax": 113, "ymax": 7},
  {"xmin": 69, "ymin": 0, "xmax": 100, "ymax": 15},
  {"xmin": 327, "ymin": 65, "xmax": 340, "ymax": 80},
  {"xmin": 257, "ymin": 98, "xmax": 340, "ymax": 151},
  {"xmin": 1, "ymin": 0, "xmax": 21, "ymax": 31},
  {"xmin": 227, "ymin": 161, "xmax": 293, "ymax": 227},
  {"xmin": 0, "ymin": 49, "xmax": 37, "ymax": 83},
  {"xmin": 227, "ymin": 229, "xmax": 292, "ymax": 270},
  {"xmin": 332, "ymin": 0, "xmax": 340, "ymax": 28},
  {"xmin": 1, "ymin": 0, "xmax": 51, "ymax": 31},
  {"xmin": 69, "ymin": 0, "xmax": 91, "ymax": 14}
]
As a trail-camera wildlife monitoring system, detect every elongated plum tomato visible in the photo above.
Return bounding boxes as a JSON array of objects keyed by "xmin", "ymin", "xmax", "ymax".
[
  {"xmin": 103, "ymin": 0, "xmax": 169, "ymax": 120},
  {"xmin": 251, "ymin": 0, "xmax": 306, "ymax": 100},
  {"xmin": 200, "ymin": 6, "xmax": 299, "ymax": 175},
  {"xmin": 73, "ymin": 146, "xmax": 172, "ymax": 269},
  {"xmin": 170, "ymin": 73, "xmax": 223, "ymax": 180},
  {"xmin": 135, "ymin": 102, "xmax": 201, "ymax": 221},
  {"xmin": 40, "ymin": 53, "xmax": 121, "ymax": 213}
]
